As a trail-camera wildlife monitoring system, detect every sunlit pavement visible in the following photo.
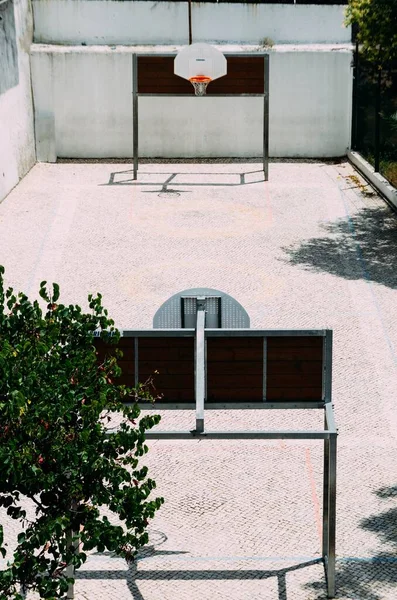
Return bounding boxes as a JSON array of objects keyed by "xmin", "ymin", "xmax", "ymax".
[{"xmin": 1, "ymin": 159, "xmax": 397, "ymax": 599}]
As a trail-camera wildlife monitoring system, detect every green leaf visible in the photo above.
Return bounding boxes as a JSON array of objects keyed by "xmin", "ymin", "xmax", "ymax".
[
  {"xmin": 52, "ymin": 283, "xmax": 60, "ymax": 303},
  {"xmin": 39, "ymin": 282, "xmax": 50, "ymax": 302}
]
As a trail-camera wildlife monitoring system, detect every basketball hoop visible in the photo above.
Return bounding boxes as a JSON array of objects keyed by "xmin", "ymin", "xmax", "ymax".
[
  {"xmin": 189, "ymin": 75, "xmax": 212, "ymax": 96},
  {"xmin": 174, "ymin": 43, "xmax": 227, "ymax": 96}
]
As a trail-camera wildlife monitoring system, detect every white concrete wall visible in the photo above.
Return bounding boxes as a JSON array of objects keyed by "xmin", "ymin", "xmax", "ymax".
[
  {"xmin": 32, "ymin": 1, "xmax": 351, "ymax": 46},
  {"xmin": 31, "ymin": 45, "xmax": 352, "ymax": 160},
  {"xmin": 0, "ymin": 0, "xmax": 35, "ymax": 202},
  {"xmin": 270, "ymin": 50, "xmax": 352, "ymax": 157}
]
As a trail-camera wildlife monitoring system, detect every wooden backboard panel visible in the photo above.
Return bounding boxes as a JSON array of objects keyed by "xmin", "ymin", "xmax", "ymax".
[
  {"xmin": 137, "ymin": 56, "xmax": 265, "ymax": 95},
  {"xmin": 95, "ymin": 332, "xmax": 325, "ymax": 405},
  {"xmin": 95, "ymin": 336, "xmax": 194, "ymax": 400},
  {"xmin": 138, "ymin": 337, "xmax": 195, "ymax": 401},
  {"xmin": 94, "ymin": 336, "xmax": 135, "ymax": 387},
  {"xmin": 266, "ymin": 336, "xmax": 323, "ymax": 401},
  {"xmin": 206, "ymin": 337, "xmax": 264, "ymax": 401}
]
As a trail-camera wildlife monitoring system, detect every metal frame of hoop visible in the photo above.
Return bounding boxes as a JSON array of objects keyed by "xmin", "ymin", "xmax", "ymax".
[
  {"xmin": 132, "ymin": 52, "xmax": 270, "ymax": 182},
  {"xmin": 189, "ymin": 76, "xmax": 212, "ymax": 96},
  {"xmin": 101, "ymin": 325, "xmax": 337, "ymax": 598}
]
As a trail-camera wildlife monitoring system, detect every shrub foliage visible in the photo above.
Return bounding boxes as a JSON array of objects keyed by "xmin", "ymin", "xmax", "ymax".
[
  {"xmin": 0, "ymin": 266, "xmax": 163, "ymax": 598},
  {"xmin": 346, "ymin": 0, "xmax": 397, "ymax": 67}
]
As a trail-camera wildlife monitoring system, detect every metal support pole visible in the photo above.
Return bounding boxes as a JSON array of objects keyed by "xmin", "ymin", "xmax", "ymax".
[
  {"xmin": 374, "ymin": 67, "xmax": 381, "ymax": 173},
  {"xmin": 327, "ymin": 432, "xmax": 337, "ymax": 598},
  {"xmin": 322, "ymin": 414, "xmax": 330, "ymax": 560},
  {"xmin": 324, "ymin": 330, "xmax": 333, "ymax": 404},
  {"xmin": 263, "ymin": 54, "xmax": 270, "ymax": 182},
  {"xmin": 132, "ymin": 54, "xmax": 138, "ymax": 180},
  {"xmin": 351, "ymin": 39, "xmax": 359, "ymax": 150},
  {"xmin": 188, "ymin": 0, "xmax": 192, "ymax": 44},
  {"xmin": 134, "ymin": 337, "xmax": 139, "ymax": 388},
  {"xmin": 66, "ymin": 563, "xmax": 74, "ymax": 599},
  {"xmin": 262, "ymin": 336, "xmax": 267, "ymax": 401},
  {"xmin": 195, "ymin": 299, "xmax": 206, "ymax": 433},
  {"xmin": 66, "ymin": 525, "xmax": 79, "ymax": 599}
]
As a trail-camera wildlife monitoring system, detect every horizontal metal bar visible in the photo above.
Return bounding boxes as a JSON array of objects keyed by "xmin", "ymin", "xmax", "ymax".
[
  {"xmin": 119, "ymin": 329, "xmax": 195, "ymax": 337},
  {"xmin": 205, "ymin": 402, "xmax": 324, "ymax": 410},
  {"xmin": 136, "ymin": 53, "xmax": 269, "ymax": 58},
  {"xmin": 143, "ymin": 430, "xmax": 333, "ymax": 440},
  {"xmin": 205, "ymin": 329, "xmax": 327, "ymax": 337},
  {"xmin": 136, "ymin": 402, "xmax": 324, "ymax": 410},
  {"xmin": 137, "ymin": 402, "xmax": 196, "ymax": 410},
  {"xmin": 114, "ymin": 329, "xmax": 328, "ymax": 338},
  {"xmin": 225, "ymin": 53, "xmax": 269, "ymax": 57},
  {"xmin": 137, "ymin": 53, "xmax": 178, "ymax": 57},
  {"xmin": 138, "ymin": 94, "xmax": 265, "ymax": 98},
  {"xmin": 325, "ymin": 403, "xmax": 338, "ymax": 434}
]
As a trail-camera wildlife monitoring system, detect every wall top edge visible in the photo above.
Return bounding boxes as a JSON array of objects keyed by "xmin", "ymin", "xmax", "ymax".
[
  {"xmin": 30, "ymin": 43, "xmax": 354, "ymax": 54},
  {"xmin": 31, "ymin": 0, "xmax": 348, "ymax": 3}
]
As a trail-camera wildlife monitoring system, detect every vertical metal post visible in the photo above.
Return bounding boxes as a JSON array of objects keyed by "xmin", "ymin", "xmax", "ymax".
[
  {"xmin": 188, "ymin": 0, "xmax": 192, "ymax": 44},
  {"xmin": 134, "ymin": 337, "xmax": 139, "ymax": 388},
  {"xmin": 66, "ymin": 563, "xmax": 74, "ymax": 599},
  {"xmin": 66, "ymin": 512, "xmax": 79, "ymax": 599},
  {"xmin": 195, "ymin": 298, "xmax": 206, "ymax": 433},
  {"xmin": 374, "ymin": 67, "xmax": 381, "ymax": 173},
  {"xmin": 263, "ymin": 54, "xmax": 270, "ymax": 182},
  {"xmin": 262, "ymin": 337, "xmax": 267, "ymax": 401},
  {"xmin": 327, "ymin": 432, "xmax": 337, "ymax": 598},
  {"xmin": 324, "ymin": 330, "xmax": 333, "ymax": 404},
  {"xmin": 217, "ymin": 296, "xmax": 222, "ymax": 329},
  {"xmin": 132, "ymin": 54, "xmax": 139, "ymax": 180},
  {"xmin": 351, "ymin": 39, "xmax": 359, "ymax": 150},
  {"xmin": 322, "ymin": 415, "xmax": 329, "ymax": 560},
  {"xmin": 181, "ymin": 297, "xmax": 185, "ymax": 329}
]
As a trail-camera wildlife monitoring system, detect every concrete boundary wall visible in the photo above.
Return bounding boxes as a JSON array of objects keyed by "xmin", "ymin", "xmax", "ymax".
[
  {"xmin": 32, "ymin": 1, "xmax": 351, "ymax": 45},
  {"xmin": 0, "ymin": 0, "xmax": 35, "ymax": 202},
  {"xmin": 31, "ymin": 45, "xmax": 353, "ymax": 160}
]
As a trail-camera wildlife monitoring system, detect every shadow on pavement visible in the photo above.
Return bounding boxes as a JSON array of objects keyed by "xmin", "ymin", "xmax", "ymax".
[
  {"xmin": 77, "ymin": 556, "xmax": 323, "ymax": 600},
  {"xmin": 104, "ymin": 169, "xmax": 265, "ymax": 187},
  {"xmin": 283, "ymin": 206, "xmax": 397, "ymax": 289},
  {"xmin": 305, "ymin": 485, "xmax": 397, "ymax": 599}
]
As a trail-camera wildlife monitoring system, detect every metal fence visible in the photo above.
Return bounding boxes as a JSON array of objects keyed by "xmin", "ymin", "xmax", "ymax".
[{"xmin": 352, "ymin": 46, "xmax": 397, "ymax": 188}]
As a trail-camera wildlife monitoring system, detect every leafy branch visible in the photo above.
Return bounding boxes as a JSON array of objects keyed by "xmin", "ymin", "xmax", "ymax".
[{"xmin": 0, "ymin": 266, "xmax": 163, "ymax": 599}]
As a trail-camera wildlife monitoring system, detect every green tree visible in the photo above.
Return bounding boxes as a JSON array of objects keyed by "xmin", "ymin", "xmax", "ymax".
[
  {"xmin": 345, "ymin": 0, "xmax": 397, "ymax": 67},
  {"xmin": 0, "ymin": 266, "xmax": 163, "ymax": 599}
]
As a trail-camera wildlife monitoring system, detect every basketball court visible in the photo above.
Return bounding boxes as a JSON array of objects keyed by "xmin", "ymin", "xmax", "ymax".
[{"xmin": 1, "ymin": 156, "xmax": 397, "ymax": 599}]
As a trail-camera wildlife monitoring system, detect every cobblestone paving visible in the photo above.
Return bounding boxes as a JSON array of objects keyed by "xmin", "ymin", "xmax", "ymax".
[{"xmin": 1, "ymin": 160, "xmax": 397, "ymax": 599}]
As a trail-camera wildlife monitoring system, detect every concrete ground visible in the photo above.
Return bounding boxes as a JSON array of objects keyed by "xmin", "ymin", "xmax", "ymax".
[{"xmin": 1, "ymin": 159, "xmax": 397, "ymax": 599}]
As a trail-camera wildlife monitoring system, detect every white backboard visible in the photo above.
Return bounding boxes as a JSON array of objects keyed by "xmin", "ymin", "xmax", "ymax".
[{"xmin": 174, "ymin": 43, "xmax": 227, "ymax": 82}]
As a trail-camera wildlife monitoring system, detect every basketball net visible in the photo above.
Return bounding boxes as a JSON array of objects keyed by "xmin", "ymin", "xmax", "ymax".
[{"xmin": 189, "ymin": 76, "xmax": 212, "ymax": 96}]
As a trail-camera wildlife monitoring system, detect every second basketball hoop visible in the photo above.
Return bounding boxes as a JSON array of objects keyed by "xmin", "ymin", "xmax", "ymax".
[{"xmin": 174, "ymin": 43, "xmax": 227, "ymax": 96}]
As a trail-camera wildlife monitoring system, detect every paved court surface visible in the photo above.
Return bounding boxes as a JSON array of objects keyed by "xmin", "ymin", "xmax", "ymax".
[{"xmin": 1, "ymin": 159, "xmax": 397, "ymax": 599}]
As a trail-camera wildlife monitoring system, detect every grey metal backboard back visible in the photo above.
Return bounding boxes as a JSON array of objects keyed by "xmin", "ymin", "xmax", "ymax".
[{"xmin": 153, "ymin": 288, "xmax": 250, "ymax": 329}]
